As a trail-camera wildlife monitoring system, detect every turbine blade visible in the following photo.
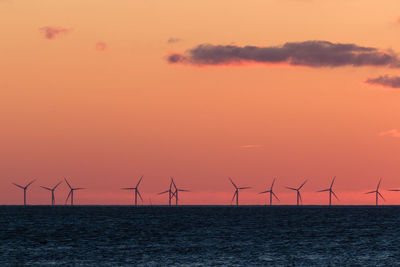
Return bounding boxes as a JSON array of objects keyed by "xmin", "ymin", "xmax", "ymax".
[
  {"xmin": 365, "ymin": 191, "xmax": 376, "ymax": 194},
  {"xmin": 332, "ymin": 191, "xmax": 339, "ymax": 200},
  {"xmin": 259, "ymin": 190, "xmax": 269, "ymax": 194},
  {"xmin": 298, "ymin": 192, "xmax": 303, "ymax": 204},
  {"xmin": 158, "ymin": 190, "xmax": 169, "ymax": 194},
  {"xmin": 74, "ymin": 188, "xmax": 85, "ymax": 190},
  {"xmin": 389, "ymin": 189, "xmax": 400, "ymax": 191},
  {"xmin": 26, "ymin": 179, "xmax": 36, "ymax": 188},
  {"xmin": 298, "ymin": 180, "xmax": 307, "ymax": 190},
  {"xmin": 330, "ymin": 176, "xmax": 336, "ymax": 189},
  {"xmin": 121, "ymin": 188, "xmax": 135, "ymax": 190},
  {"xmin": 377, "ymin": 178, "xmax": 382, "ymax": 190},
  {"xmin": 137, "ymin": 190, "xmax": 143, "ymax": 201},
  {"xmin": 317, "ymin": 189, "xmax": 330, "ymax": 192},
  {"xmin": 136, "ymin": 176, "xmax": 143, "ymax": 187},
  {"xmin": 178, "ymin": 189, "xmax": 190, "ymax": 192},
  {"xmin": 64, "ymin": 178, "xmax": 72, "ymax": 189},
  {"xmin": 40, "ymin": 186, "xmax": 52, "ymax": 191},
  {"xmin": 271, "ymin": 178, "xmax": 276, "ymax": 189},
  {"xmin": 53, "ymin": 181, "xmax": 63, "ymax": 190},
  {"xmin": 239, "ymin": 187, "xmax": 251, "ymax": 190},
  {"xmin": 229, "ymin": 177, "xmax": 237, "ymax": 189},
  {"xmin": 65, "ymin": 191, "xmax": 72, "ymax": 204},
  {"xmin": 231, "ymin": 191, "xmax": 237, "ymax": 204},
  {"xmin": 272, "ymin": 192, "xmax": 280, "ymax": 201},
  {"xmin": 12, "ymin": 183, "xmax": 24, "ymax": 189},
  {"xmin": 286, "ymin": 187, "xmax": 297, "ymax": 191},
  {"xmin": 378, "ymin": 192, "xmax": 385, "ymax": 201}
]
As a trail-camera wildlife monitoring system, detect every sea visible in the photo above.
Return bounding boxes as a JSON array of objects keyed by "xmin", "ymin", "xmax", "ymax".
[{"xmin": 0, "ymin": 206, "xmax": 399, "ymax": 266}]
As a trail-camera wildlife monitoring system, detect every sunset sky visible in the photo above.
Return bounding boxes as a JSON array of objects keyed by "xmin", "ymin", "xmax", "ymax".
[{"xmin": 2, "ymin": 0, "xmax": 400, "ymax": 205}]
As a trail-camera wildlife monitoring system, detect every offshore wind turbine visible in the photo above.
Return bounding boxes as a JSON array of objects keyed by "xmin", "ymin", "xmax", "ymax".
[
  {"xmin": 121, "ymin": 176, "xmax": 143, "ymax": 206},
  {"xmin": 229, "ymin": 177, "xmax": 251, "ymax": 206},
  {"xmin": 12, "ymin": 179, "xmax": 36, "ymax": 206},
  {"xmin": 286, "ymin": 180, "xmax": 307, "ymax": 206},
  {"xmin": 158, "ymin": 177, "xmax": 175, "ymax": 206},
  {"xmin": 317, "ymin": 176, "xmax": 338, "ymax": 206},
  {"xmin": 65, "ymin": 178, "xmax": 85, "ymax": 206},
  {"xmin": 259, "ymin": 178, "xmax": 279, "ymax": 206},
  {"xmin": 40, "ymin": 181, "xmax": 62, "ymax": 205},
  {"xmin": 366, "ymin": 178, "xmax": 385, "ymax": 206},
  {"xmin": 170, "ymin": 178, "xmax": 190, "ymax": 206}
]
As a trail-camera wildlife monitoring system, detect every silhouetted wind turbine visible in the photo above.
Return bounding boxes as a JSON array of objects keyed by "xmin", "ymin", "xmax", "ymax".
[
  {"xmin": 317, "ymin": 176, "xmax": 338, "ymax": 206},
  {"xmin": 121, "ymin": 176, "xmax": 143, "ymax": 206},
  {"xmin": 259, "ymin": 178, "xmax": 279, "ymax": 206},
  {"xmin": 229, "ymin": 177, "xmax": 251, "ymax": 206},
  {"xmin": 158, "ymin": 177, "xmax": 175, "ymax": 206},
  {"xmin": 286, "ymin": 180, "xmax": 307, "ymax": 206},
  {"xmin": 65, "ymin": 178, "xmax": 85, "ymax": 206},
  {"xmin": 12, "ymin": 179, "xmax": 36, "ymax": 206},
  {"xmin": 366, "ymin": 178, "xmax": 385, "ymax": 206},
  {"xmin": 171, "ymin": 178, "xmax": 190, "ymax": 206},
  {"xmin": 40, "ymin": 181, "xmax": 62, "ymax": 205}
]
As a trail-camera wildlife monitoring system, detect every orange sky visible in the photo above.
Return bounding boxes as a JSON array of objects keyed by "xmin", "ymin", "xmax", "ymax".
[{"xmin": 1, "ymin": 0, "xmax": 400, "ymax": 205}]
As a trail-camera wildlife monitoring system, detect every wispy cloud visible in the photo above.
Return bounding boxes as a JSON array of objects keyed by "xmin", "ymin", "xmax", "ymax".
[
  {"xmin": 167, "ymin": 37, "xmax": 181, "ymax": 44},
  {"xmin": 95, "ymin": 42, "xmax": 107, "ymax": 51},
  {"xmin": 379, "ymin": 129, "xmax": 400, "ymax": 138},
  {"xmin": 39, "ymin": 26, "xmax": 71, "ymax": 40},
  {"xmin": 167, "ymin": 41, "xmax": 400, "ymax": 68},
  {"xmin": 365, "ymin": 75, "xmax": 400, "ymax": 88}
]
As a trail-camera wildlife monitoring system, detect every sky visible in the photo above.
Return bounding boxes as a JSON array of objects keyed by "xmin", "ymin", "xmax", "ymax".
[{"xmin": 1, "ymin": 0, "xmax": 400, "ymax": 205}]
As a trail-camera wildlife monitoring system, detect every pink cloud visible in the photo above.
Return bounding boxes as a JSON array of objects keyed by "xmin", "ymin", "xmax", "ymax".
[
  {"xmin": 95, "ymin": 42, "xmax": 107, "ymax": 51},
  {"xmin": 39, "ymin": 26, "xmax": 71, "ymax": 40},
  {"xmin": 379, "ymin": 129, "xmax": 400, "ymax": 138}
]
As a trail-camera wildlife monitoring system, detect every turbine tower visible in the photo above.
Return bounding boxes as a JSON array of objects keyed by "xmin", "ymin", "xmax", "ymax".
[
  {"xmin": 366, "ymin": 178, "xmax": 385, "ymax": 206},
  {"xmin": 12, "ymin": 179, "xmax": 36, "ymax": 206},
  {"xmin": 171, "ymin": 178, "xmax": 189, "ymax": 206},
  {"xmin": 65, "ymin": 178, "xmax": 85, "ymax": 206},
  {"xmin": 286, "ymin": 180, "xmax": 307, "ymax": 206},
  {"xmin": 159, "ymin": 177, "xmax": 176, "ymax": 206},
  {"xmin": 317, "ymin": 176, "xmax": 338, "ymax": 206},
  {"xmin": 121, "ymin": 176, "xmax": 144, "ymax": 206},
  {"xmin": 229, "ymin": 177, "xmax": 251, "ymax": 206},
  {"xmin": 259, "ymin": 178, "xmax": 279, "ymax": 206},
  {"xmin": 40, "ymin": 181, "xmax": 62, "ymax": 205}
]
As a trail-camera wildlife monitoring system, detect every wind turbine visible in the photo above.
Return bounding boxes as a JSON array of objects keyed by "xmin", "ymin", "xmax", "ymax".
[
  {"xmin": 65, "ymin": 178, "xmax": 85, "ymax": 206},
  {"xmin": 286, "ymin": 180, "xmax": 307, "ymax": 206},
  {"xmin": 259, "ymin": 178, "xmax": 279, "ymax": 206},
  {"xmin": 317, "ymin": 176, "xmax": 338, "ymax": 206},
  {"xmin": 158, "ymin": 177, "xmax": 176, "ymax": 206},
  {"xmin": 121, "ymin": 176, "xmax": 144, "ymax": 206},
  {"xmin": 366, "ymin": 178, "xmax": 385, "ymax": 206},
  {"xmin": 12, "ymin": 179, "xmax": 36, "ymax": 206},
  {"xmin": 229, "ymin": 177, "xmax": 251, "ymax": 206},
  {"xmin": 170, "ymin": 178, "xmax": 189, "ymax": 206},
  {"xmin": 40, "ymin": 181, "xmax": 62, "ymax": 205}
]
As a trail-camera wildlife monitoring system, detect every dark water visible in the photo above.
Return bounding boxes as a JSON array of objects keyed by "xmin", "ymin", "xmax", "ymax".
[{"xmin": 0, "ymin": 206, "xmax": 399, "ymax": 266}]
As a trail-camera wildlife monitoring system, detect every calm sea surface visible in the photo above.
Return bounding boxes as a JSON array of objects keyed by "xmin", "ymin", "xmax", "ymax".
[{"xmin": 0, "ymin": 206, "xmax": 399, "ymax": 266}]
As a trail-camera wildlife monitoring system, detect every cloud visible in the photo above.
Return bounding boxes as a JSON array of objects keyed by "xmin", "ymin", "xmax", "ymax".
[
  {"xmin": 39, "ymin": 26, "xmax": 71, "ymax": 40},
  {"xmin": 167, "ymin": 37, "xmax": 181, "ymax": 44},
  {"xmin": 365, "ymin": 75, "xmax": 400, "ymax": 88},
  {"xmin": 167, "ymin": 41, "xmax": 400, "ymax": 68},
  {"xmin": 95, "ymin": 42, "xmax": 107, "ymax": 51},
  {"xmin": 379, "ymin": 129, "xmax": 400, "ymax": 138}
]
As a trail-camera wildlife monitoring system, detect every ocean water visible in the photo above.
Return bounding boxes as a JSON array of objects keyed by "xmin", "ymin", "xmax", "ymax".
[{"xmin": 0, "ymin": 206, "xmax": 399, "ymax": 266}]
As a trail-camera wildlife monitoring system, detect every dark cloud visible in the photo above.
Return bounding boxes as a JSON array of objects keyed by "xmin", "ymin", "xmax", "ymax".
[
  {"xmin": 167, "ymin": 37, "xmax": 181, "ymax": 44},
  {"xmin": 167, "ymin": 41, "xmax": 400, "ymax": 68},
  {"xmin": 365, "ymin": 75, "xmax": 400, "ymax": 88},
  {"xmin": 40, "ymin": 26, "xmax": 71, "ymax": 40}
]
